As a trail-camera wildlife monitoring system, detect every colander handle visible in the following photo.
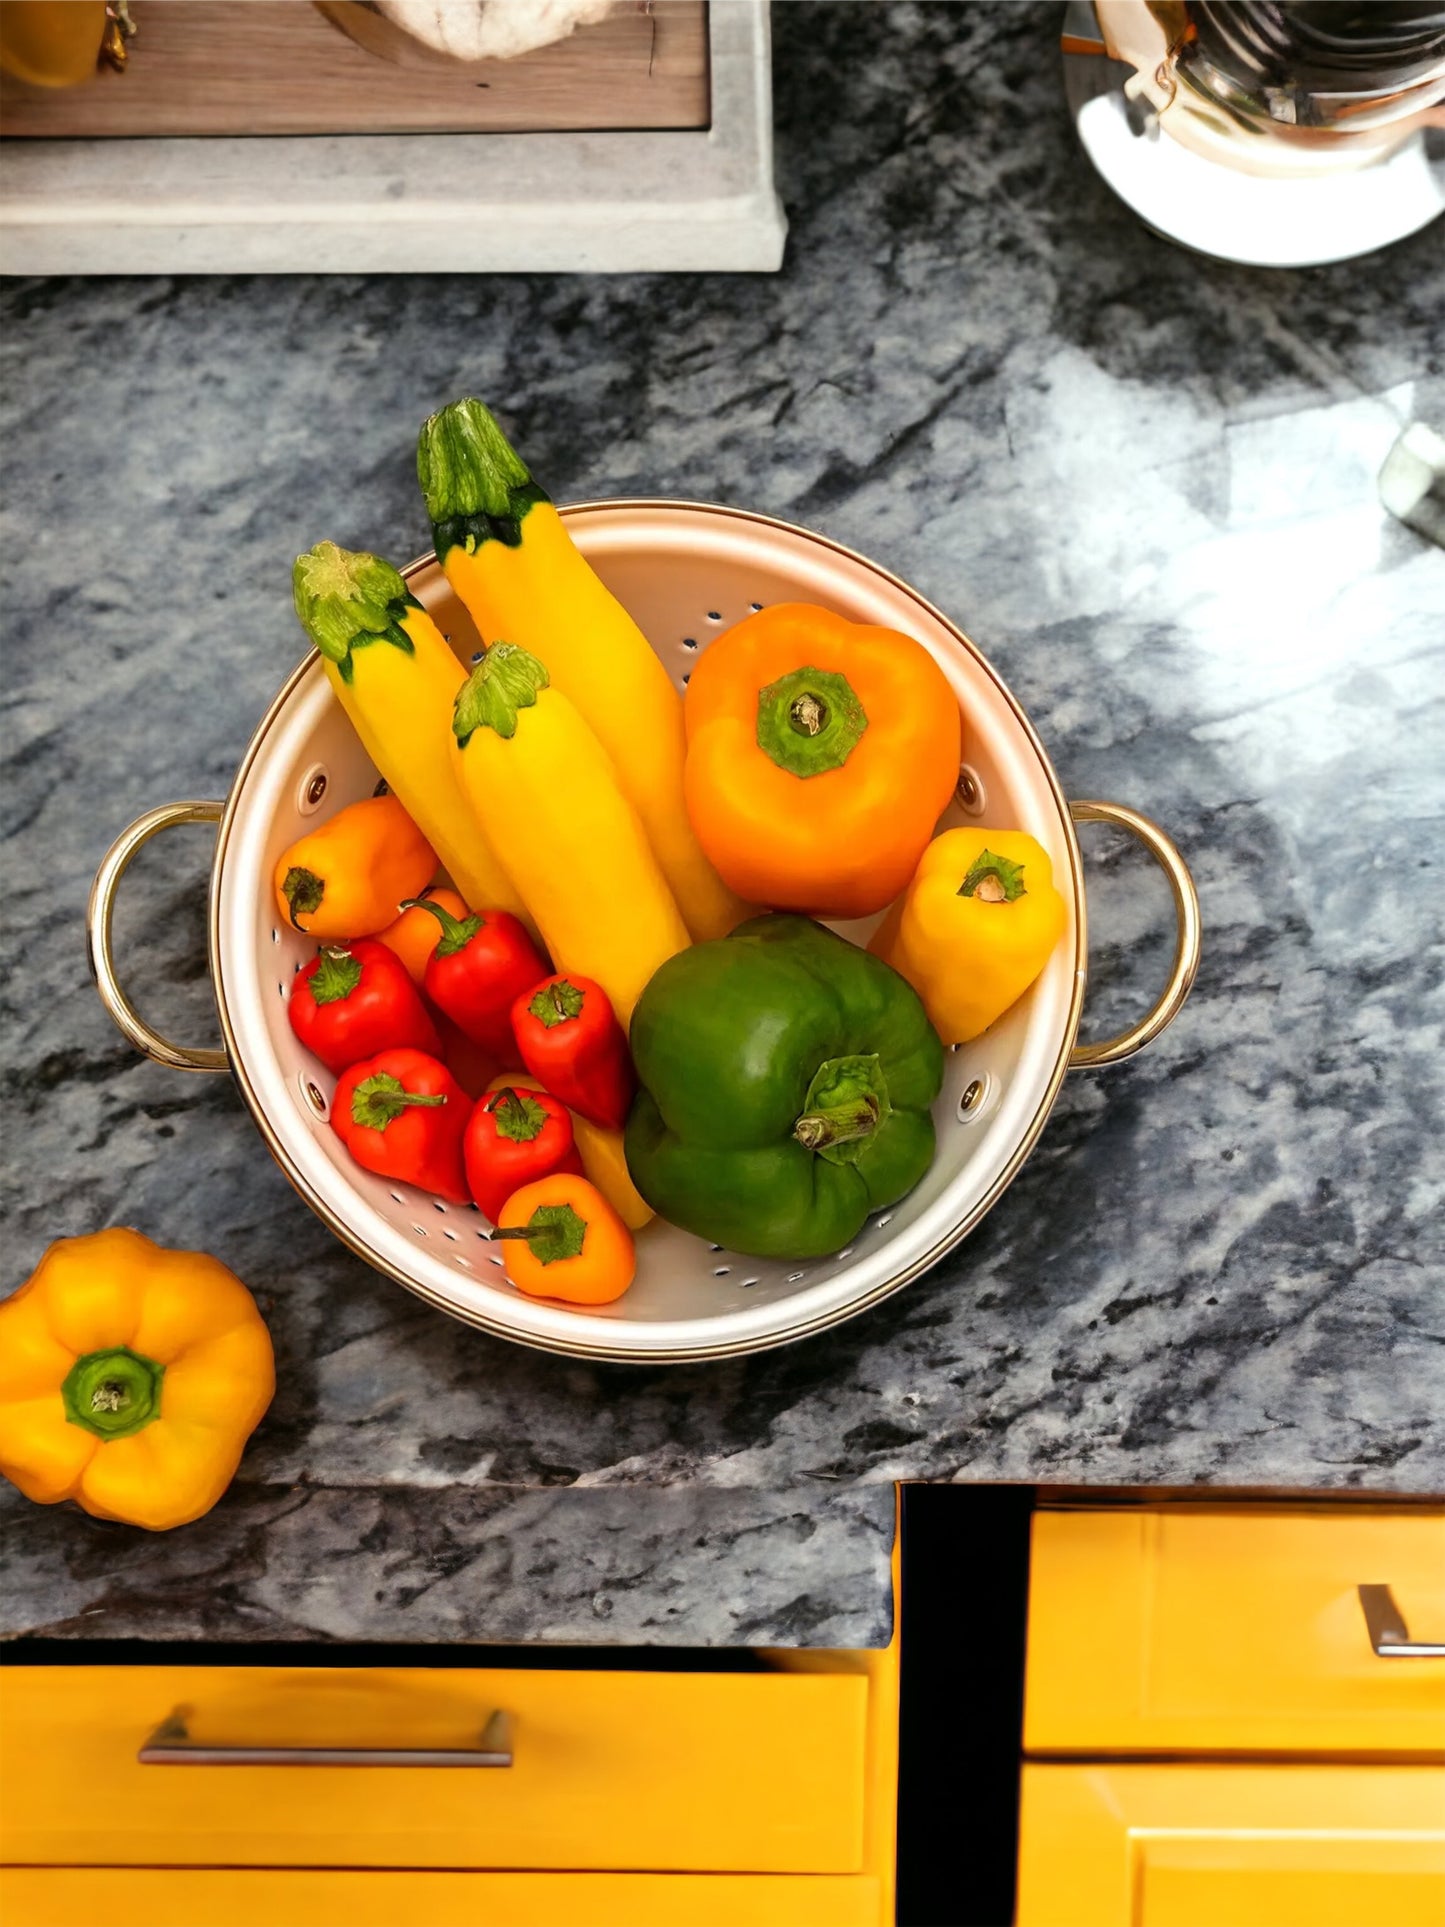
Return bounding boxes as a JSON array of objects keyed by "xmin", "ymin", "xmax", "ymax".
[
  {"xmin": 88, "ymin": 801, "xmax": 229, "ymax": 1075},
  {"xmin": 1067, "ymin": 800, "xmax": 1201, "ymax": 1070}
]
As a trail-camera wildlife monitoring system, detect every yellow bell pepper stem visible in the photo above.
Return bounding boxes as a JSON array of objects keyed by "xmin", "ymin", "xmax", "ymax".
[
  {"xmin": 871, "ymin": 829, "xmax": 1067, "ymax": 1045},
  {"xmin": 0, "ymin": 1229, "xmax": 275, "ymax": 1532},
  {"xmin": 292, "ymin": 542, "xmax": 533, "ymax": 932},
  {"xmin": 452, "ymin": 645, "xmax": 690, "ymax": 1029},
  {"xmin": 418, "ymin": 399, "xmax": 752, "ymax": 942}
]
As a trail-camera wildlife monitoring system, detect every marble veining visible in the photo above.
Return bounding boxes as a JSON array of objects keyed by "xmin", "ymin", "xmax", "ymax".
[{"xmin": 2, "ymin": 3, "xmax": 1442, "ymax": 1643}]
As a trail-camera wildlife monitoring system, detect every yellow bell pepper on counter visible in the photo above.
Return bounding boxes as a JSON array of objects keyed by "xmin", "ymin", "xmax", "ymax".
[
  {"xmin": 291, "ymin": 542, "xmax": 532, "ymax": 932},
  {"xmin": 451, "ymin": 643, "xmax": 690, "ymax": 1029},
  {"xmin": 417, "ymin": 398, "xmax": 752, "ymax": 943},
  {"xmin": 871, "ymin": 829, "xmax": 1066, "ymax": 1044},
  {"xmin": 0, "ymin": 1229, "xmax": 275, "ymax": 1532}
]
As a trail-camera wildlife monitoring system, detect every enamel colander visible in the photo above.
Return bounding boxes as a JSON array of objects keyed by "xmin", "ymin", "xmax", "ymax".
[{"xmin": 90, "ymin": 502, "xmax": 1199, "ymax": 1362}]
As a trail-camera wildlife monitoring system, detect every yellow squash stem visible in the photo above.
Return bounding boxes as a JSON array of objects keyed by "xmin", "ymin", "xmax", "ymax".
[
  {"xmin": 451, "ymin": 644, "xmax": 690, "ymax": 1028},
  {"xmin": 418, "ymin": 399, "xmax": 752, "ymax": 942},
  {"xmin": 292, "ymin": 543, "xmax": 533, "ymax": 931}
]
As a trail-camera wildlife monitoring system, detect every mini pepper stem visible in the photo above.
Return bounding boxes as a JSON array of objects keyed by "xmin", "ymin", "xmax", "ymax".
[
  {"xmin": 490, "ymin": 1201, "xmax": 589, "ymax": 1266},
  {"xmin": 350, "ymin": 1071, "xmax": 448, "ymax": 1131},
  {"xmin": 400, "ymin": 895, "xmax": 483, "ymax": 957},
  {"xmin": 61, "ymin": 1346, "xmax": 165, "ymax": 1441},
  {"xmin": 959, "ymin": 849, "xmax": 1028, "ymax": 902}
]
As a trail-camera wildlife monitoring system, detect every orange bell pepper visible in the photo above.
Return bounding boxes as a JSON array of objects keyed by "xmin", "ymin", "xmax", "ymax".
[
  {"xmin": 272, "ymin": 792, "xmax": 435, "ymax": 940},
  {"xmin": 683, "ymin": 602, "xmax": 961, "ymax": 920},
  {"xmin": 493, "ymin": 1174, "xmax": 636, "ymax": 1306},
  {"xmin": 0, "ymin": 1229, "xmax": 274, "ymax": 1531}
]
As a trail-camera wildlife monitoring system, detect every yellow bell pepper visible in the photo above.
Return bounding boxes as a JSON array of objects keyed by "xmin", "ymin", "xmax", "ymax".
[
  {"xmin": 871, "ymin": 829, "xmax": 1066, "ymax": 1044},
  {"xmin": 272, "ymin": 791, "xmax": 435, "ymax": 940},
  {"xmin": 451, "ymin": 643, "xmax": 690, "ymax": 1028},
  {"xmin": 0, "ymin": 1229, "xmax": 275, "ymax": 1532},
  {"xmin": 291, "ymin": 543, "xmax": 532, "ymax": 931},
  {"xmin": 417, "ymin": 398, "xmax": 752, "ymax": 942}
]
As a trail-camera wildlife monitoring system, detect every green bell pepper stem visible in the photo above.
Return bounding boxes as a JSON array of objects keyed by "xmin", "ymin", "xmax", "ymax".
[
  {"xmin": 62, "ymin": 1346, "xmax": 165, "ymax": 1441},
  {"xmin": 793, "ymin": 1092, "xmax": 880, "ymax": 1151}
]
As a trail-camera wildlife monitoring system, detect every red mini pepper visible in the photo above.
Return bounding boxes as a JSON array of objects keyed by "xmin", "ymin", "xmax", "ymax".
[
  {"xmin": 332, "ymin": 1048, "xmax": 472, "ymax": 1202},
  {"xmin": 288, "ymin": 940, "xmax": 441, "ymax": 1074},
  {"xmin": 403, "ymin": 896, "xmax": 548, "ymax": 1063},
  {"xmin": 463, "ymin": 1083, "xmax": 583, "ymax": 1222},
  {"xmin": 510, "ymin": 974, "xmax": 636, "ymax": 1131}
]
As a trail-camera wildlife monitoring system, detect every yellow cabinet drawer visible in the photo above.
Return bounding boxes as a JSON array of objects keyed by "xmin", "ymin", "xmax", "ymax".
[
  {"xmin": 1025, "ymin": 1506, "xmax": 1445, "ymax": 1755},
  {"xmin": 0, "ymin": 1866, "xmax": 885, "ymax": 1927},
  {"xmin": 0, "ymin": 1663, "xmax": 867, "ymax": 1872},
  {"xmin": 1017, "ymin": 1762, "xmax": 1445, "ymax": 1927}
]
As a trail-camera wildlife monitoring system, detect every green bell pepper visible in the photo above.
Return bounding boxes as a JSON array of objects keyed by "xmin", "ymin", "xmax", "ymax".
[{"xmin": 625, "ymin": 914, "xmax": 945, "ymax": 1260}]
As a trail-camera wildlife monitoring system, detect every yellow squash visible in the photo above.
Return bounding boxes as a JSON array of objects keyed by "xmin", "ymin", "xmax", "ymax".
[
  {"xmin": 292, "ymin": 542, "xmax": 531, "ymax": 929},
  {"xmin": 452, "ymin": 644, "xmax": 689, "ymax": 1028},
  {"xmin": 417, "ymin": 398, "xmax": 751, "ymax": 942}
]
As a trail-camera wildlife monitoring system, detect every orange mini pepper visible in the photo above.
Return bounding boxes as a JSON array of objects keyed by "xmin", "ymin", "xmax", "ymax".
[
  {"xmin": 377, "ymin": 887, "xmax": 470, "ymax": 985},
  {"xmin": 0, "ymin": 1229, "xmax": 274, "ymax": 1531},
  {"xmin": 273, "ymin": 792, "xmax": 435, "ymax": 940},
  {"xmin": 493, "ymin": 1174, "xmax": 636, "ymax": 1306},
  {"xmin": 683, "ymin": 602, "xmax": 961, "ymax": 921}
]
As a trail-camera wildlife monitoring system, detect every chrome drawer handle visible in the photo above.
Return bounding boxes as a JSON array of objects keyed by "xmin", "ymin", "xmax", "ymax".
[
  {"xmin": 138, "ymin": 1705, "xmax": 514, "ymax": 1766},
  {"xmin": 1358, "ymin": 1585, "xmax": 1445, "ymax": 1658}
]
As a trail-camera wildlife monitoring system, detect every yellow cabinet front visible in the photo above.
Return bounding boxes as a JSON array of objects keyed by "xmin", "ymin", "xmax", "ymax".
[
  {"xmin": 0, "ymin": 1663, "xmax": 868, "ymax": 1873},
  {"xmin": 0, "ymin": 1867, "xmax": 884, "ymax": 1927},
  {"xmin": 1017, "ymin": 1762, "xmax": 1445, "ymax": 1927},
  {"xmin": 1026, "ymin": 1505, "xmax": 1445, "ymax": 1756}
]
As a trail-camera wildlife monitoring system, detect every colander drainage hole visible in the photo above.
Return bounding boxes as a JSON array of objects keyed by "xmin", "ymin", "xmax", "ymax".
[
  {"xmin": 443, "ymin": 1230, "xmax": 458, "ymax": 1242},
  {"xmin": 709, "ymin": 1244, "xmax": 723, "ymax": 1253},
  {"xmin": 742, "ymin": 1278, "xmax": 759, "ymax": 1289},
  {"xmin": 681, "ymin": 636, "xmax": 698, "ymax": 650},
  {"xmin": 750, "ymin": 601, "xmax": 764, "ymax": 612},
  {"xmin": 271, "ymin": 928, "xmax": 280, "ymax": 944},
  {"xmin": 412, "ymin": 1224, "xmax": 428, "ymax": 1238},
  {"xmin": 713, "ymin": 1266, "xmax": 730, "ymax": 1277},
  {"xmin": 489, "ymin": 1254, "xmax": 505, "ymax": 1268},
  {"xmin": 875, "ymin": 1213, "xmax": 893, "ymax": 1229},
  {"xmin": 433, "ymin": 1200, "xmax": 447, "ymax": 1213},
  {"xmin": 707, "ymin": 610, "xmax": 722, "ymax": 622},
  {"xmin": 390, "ymin": 1191, "xmax": 406, "ymax": 1205},
  {"xmin": 836, "ymin": 1247, "xmax": 855, "ymax": 1262},
  {"xmin": 454, "ymin": 1255, "xmax": 472, "ymax": 1270},
  {"xmin": 787, "ymin": 1270, "xmax": 807, "ymax": 1284}
]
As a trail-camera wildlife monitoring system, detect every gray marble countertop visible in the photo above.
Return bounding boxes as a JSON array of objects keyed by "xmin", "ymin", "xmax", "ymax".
[{"xmin": 3, "ymin": 4, "xmax": 1442, "ymax": 1647}]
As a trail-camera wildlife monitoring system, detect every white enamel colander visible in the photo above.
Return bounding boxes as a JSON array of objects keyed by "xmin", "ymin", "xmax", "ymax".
[{"xmin": 89, "ymin": 503, "xmax": 1200, "ymax": 1362}]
